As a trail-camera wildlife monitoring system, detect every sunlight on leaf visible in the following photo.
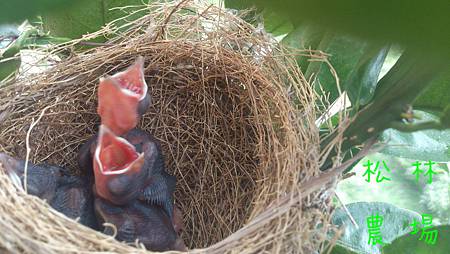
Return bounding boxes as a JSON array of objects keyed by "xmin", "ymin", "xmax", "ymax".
[{"xmin": 332, "ymin": 202, "xmax": 420, "ymax": 254}]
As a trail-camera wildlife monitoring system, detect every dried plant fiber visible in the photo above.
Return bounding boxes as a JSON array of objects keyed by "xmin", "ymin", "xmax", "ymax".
[{"xmin": 0, "ymin": 1, "xmax": 343, "ymax": 253}]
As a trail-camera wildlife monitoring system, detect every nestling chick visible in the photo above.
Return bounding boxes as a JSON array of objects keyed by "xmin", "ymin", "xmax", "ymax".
[
  {"xmin": 78, "ymin": 125, "xmax": 176, "ymax": 220},
  {"xmin": 92, "ymin": 125, "xmax": 147, "ymax": 205},
  {"xmin": 0, "ymin": 153, "xmax": 98, "ymax": 229}
]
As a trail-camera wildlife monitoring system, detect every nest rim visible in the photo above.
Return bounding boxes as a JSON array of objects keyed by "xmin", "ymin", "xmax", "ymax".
[{"xmin": 0, "ymin": 2, "xmax": 338, "ymax": 253}]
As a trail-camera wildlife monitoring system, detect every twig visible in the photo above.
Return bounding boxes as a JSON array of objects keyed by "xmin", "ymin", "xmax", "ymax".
[
  {"xmin": 77, "ymin": 41, "xmax": 115, "ymax": 47},
  {"xmin": 155, "ymin": 0, "xmax": 190, "ymax": 39},
  {"xmin": 24, "ymin": 99, "xmax": 60, "ymax": 193},
  {"xmin": 390, "ymin": 120, "xmax": 444, "ymax": 132},
  {"xmin": 102, "ymin": 222, "xmax": 118, "ymax": 238},
  {"xmin": 334, "ymin": 192, "xmax": 359, "ymax": 229},
  {"xmin": 342, "ymin": 172, "xmax": 356, "ymax": 180}
]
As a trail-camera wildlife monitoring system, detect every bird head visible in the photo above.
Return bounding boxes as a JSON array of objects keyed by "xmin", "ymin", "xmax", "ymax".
[
  {"xmin": 97, "ymin": 56, "xmax": 148, "ymax": 135},
  {"xmin": 93, "ymin": 125, "xmax": 145, "ymax": 203}
]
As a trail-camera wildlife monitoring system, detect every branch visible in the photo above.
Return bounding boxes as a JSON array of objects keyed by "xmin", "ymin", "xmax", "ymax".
[{"xmin": 389, "ymin": 121, "xmax": 444, "ymax": 132}]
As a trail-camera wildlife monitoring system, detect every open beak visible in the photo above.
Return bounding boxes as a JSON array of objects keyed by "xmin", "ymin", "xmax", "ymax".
[
  {"xmin": 97, "ymin": 56, "xmax": 148, "ymax": 135},
  {"xmin": 97, "ymin": 77, "xmax": 140, "ymax": 135},
  {"xmin": 111, "ymin": 56, "xmax": 148, "ymax": 102},
  {"xmin": 94, "ymin": 125, "xmax": 144, "ymax": 176}
]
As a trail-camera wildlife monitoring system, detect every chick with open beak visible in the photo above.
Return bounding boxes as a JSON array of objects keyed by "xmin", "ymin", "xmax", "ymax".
[
  {"xmin": 97, "ymin": 56, "xmax": 150, "ymax": 136},
  {"xmin": 93, "ymin": 125, "xmax": 147, "ymax": 205},
  {"xmin": 91, "ymin": 126, "xmax": 185, "ymax": 251},
  {"xmin": 81, "ymin": 125, "xmax": 176, "ymax": 220}
]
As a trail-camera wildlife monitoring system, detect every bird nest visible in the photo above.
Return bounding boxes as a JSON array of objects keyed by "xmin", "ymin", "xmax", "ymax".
[{"xmin": 0, "ymin": 1, "xmax": 343, "ymax": 253}]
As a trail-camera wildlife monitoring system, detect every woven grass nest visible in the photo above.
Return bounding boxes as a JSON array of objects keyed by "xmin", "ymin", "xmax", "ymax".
[{"xmin": 0, "ymin": 1, "xmax": 345, "ymax": 253}]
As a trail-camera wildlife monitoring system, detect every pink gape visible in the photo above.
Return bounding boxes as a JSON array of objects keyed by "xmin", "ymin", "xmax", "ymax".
[
  {"xmin": 93, "ymin": 125, "xmax": 145, "ymax": 205},
  {"xmin": 97, "ymin": 56, "xmax": 148, "ymax": 135}
]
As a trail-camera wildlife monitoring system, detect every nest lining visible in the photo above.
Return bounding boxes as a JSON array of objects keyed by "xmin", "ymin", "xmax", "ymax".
[{"xmin": 0, "ymin": 1, "xmax": 338, "ymax": 253}]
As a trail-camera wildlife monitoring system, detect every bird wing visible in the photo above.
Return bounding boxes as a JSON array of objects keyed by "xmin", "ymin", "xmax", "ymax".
[
  {"xmin": 116, "ymin": 219, "xmax": 137, "ymax": 243},
  {"xmin": 51, "ymin": 185, "xmax": 86, "ymax": 219},
  {"xmin": 140, "ymin": 172, "xmax": 175, "ymax": 219}
]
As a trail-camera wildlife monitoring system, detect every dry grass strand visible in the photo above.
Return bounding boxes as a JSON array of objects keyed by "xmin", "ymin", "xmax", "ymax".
[{"xmin": 0, "ymin": 1, "xmax": 345, "ymax": 253}]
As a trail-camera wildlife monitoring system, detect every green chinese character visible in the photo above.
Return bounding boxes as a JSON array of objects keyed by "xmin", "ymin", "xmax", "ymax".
[
  {"xmin": 367, "ymin": 214, "xmax": 384, "ymax": 246},
  {"xmin": 376, "ymin": 161, "xmax": 392, "ymax": 183},
  {"xmin": 409, "ymin": 219, "xmax": 420, "ymax": 235},
  {"xmin": 419, "ymin": 214, "xmax": 439, "ymax": 245},
  {"xmin": 412, "ymin": 161, "xmax": 423, "ymax": 182},
  {"xmin": 362, "ymin": 160, "xmax": 391, "ymax": 183},
  {"xmin": 363, "ymin": 160, "xmax": 375, "ymax": 182},
  {"xmin": 423, "ymin": 160, "xmax": 437, "ymax": 184}
]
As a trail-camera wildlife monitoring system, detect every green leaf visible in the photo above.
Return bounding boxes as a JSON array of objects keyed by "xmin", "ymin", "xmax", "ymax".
[
  {"xmin": 0, "ymin": 26, "xmax": 38, "ymax": 82},
  {"xmin": 0, "ymin": 24, "xmax": 71, "ymax": 82},
  {"xmin": 225, "ymin": 0, "xmax": 254, "ymax": 10},
  {"xmin": 41, "ymin": 0, "xmax": 151, "ymax": 40},
  {"xmin": 1, "ymin": 28, "xmax": 26, "ymax": 58},
  {"xmin": 346, "ymin": 45, "xmax": 389, "ymax": 107},
  {"xmin": 306, "ymin": 34, "xmax": 367, "ymax": 102},
  {"xmin": 224, "ymin": 0, "xmax": 450, "ymax": 58},
  {"xmin": 332, "ymin": 202, "xmax": 421, "ymax": 254},
  {"xmin": 226, "ymin": 1, "xmax": 293, "ymax": 37},
  {"xmin": 378, "ymin": 46, "xmax": 403, "ymax": 80},
  {"xmin": 0, "ymin": 58, "xmax": 20, "ymax": 82},
  {"xmin": 383, "ymin": 225, "xmax": 450, "ymax": 254},
  {"xmin": 380, "ymin": 111, "xmax": 450, "ymax": 162},
  {"xmin": 281, "ymin": 22, "xmax": 325, "ymax": 73},
  {"xmin": 304, "ymin": 34, "xmax": 387, "ymax": 106},
  {"xmin": 441, "ymin": 105, "xmax": 450, "ymax": 128},
  {"xmin": 337, "ymin": 153, "xmax": 449, "ymax": 223},
  {"xmin": 0, "ymin": 56, "xmax": 20, "ymax": 82},
  {"xmin": 419, "ymin": 171, "xmax": 450, "ymax": 223},
  {"xmin": 260, "ymin": 9, "xmax": 293, "ymax": 36},
  {"xmin": 320, "ymin": 50, "xmax": 448, "ymax": 170},
  {"xmin": 414, "ymin": 70, "xmax": 450, "ymax": 112},
  {"xmin": 0, "ymin": 0, "xmax": 84, "ymax": 23},
  {"xmin": 22, "ymin": 35, "xmax": 72, "ymax": 47}
]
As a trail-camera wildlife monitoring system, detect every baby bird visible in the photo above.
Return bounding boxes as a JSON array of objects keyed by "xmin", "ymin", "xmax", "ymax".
[
  {"xmin": 97, "ymin": 56, "xmax": 150, "ymax": 136},
  {"xmin": 95, "ymin": 198, "xmax": 186, "ymax": 251},
  {"xmin": 0, "ymin": 153, "xmax": 98, "ymax": 229},
  {"xmin": 78, "ymin": 125, "xmax": 176, "ymax": 220},
  {"xmin": 92, "ymin": 125, "xmax": 147, "ymax": 205},
  {"xmin": 80, "ymin": 126, "xmax": 183, "ymax": 251}
]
